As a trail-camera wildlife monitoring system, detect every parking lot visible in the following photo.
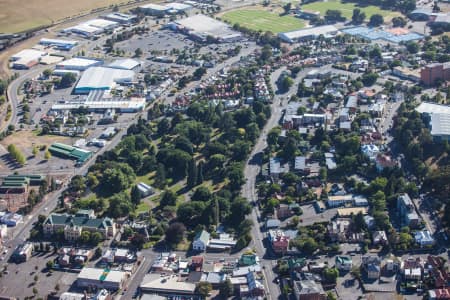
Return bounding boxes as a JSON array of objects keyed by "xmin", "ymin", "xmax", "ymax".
[{"xmin": 0, "ymin": 252, "xmax": 78, "ymax": 298}]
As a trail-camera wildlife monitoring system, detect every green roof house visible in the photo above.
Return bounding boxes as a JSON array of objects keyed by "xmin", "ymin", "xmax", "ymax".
[{"xmin": 193, "ymin": 230, "xmax": 210, "ymax": 251}]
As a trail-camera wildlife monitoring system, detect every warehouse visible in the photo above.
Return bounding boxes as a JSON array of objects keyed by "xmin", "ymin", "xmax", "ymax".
[
  {"xmin": 39, "ymin": 38, "xmax": 78, "ymax": 50},
  {"xmin": 48, "ymin": 142, "xmax": 93, "ymax": 165},
  {"xmin": 56, "ymin": 57, "xmax": 103, "ymax": 71},
  {"xmin": 10, "ymin": 49, "xmax": 46, "ymax": 69},
  {"xmin": 278, "ymin": 25, "xmax": 339, "ymax": 43},
  {"xmin": 165, "ymin": 2, "xmax": 193, "ymax": 13},
  {"xmin": 416, "ymin": 102, "xmax": 450, "ymax": 142},
  {"xmin": 77, "ymin": 267, "xmax": 128, "ymax": 290},
  {"xmin": 51, "ymin": 97, "xmax": 146, "ymax": 113},
  {"xmin": 102, "ymin": 12, "xmax": 137, "ymax": 24},
  {"xmin": 138, "ymin": 3, "xmax": 170, "ymax": 16},
  {"xmin": 169, "ymin": 14, "xmax": 242, "ymax": 42},
  {"xmin": 74, "ymin": 66, "xmax": 134, "ymax": 94},
  {"xmin": 108, "ymin": 58, "xmax": 141, "ymax": 70},
  {"xmin": 65, "ymin": 19, "xmax": 118, "ymax": 37}
]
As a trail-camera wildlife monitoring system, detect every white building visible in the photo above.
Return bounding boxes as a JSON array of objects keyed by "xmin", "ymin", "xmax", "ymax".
[
  {"xmin": 192, "ymin": 230, "xmax": 210, "ymax": 251},
  {"xmin": 56, "ymin": 57, "xmax": 103, "ymax": 71}
]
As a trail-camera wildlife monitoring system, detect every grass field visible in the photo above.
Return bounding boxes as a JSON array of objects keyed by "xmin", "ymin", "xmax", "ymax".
[
  {"xmin": 221, "ymin": 9, "xmax": 305, "ymax": 33},
  {"xmin": 301, "ymin": 0, "xmax": 401, "ymax": 21},
  {"xmin": 0, "ymin": 0, "xmax": 129, "ymax": 33}
]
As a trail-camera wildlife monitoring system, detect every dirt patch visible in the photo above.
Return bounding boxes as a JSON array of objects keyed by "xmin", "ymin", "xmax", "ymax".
[{"xmin": 0, "ymin": 130, "xmax": 72, "ymax": 156}]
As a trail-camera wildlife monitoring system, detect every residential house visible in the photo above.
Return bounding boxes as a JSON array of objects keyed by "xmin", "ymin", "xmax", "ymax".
[
  {"xmin": 362, "ymin": 255, "xmax": 381, "ymax": 279},
  {"xmin": 426, "ymin": 255, "xmax": 449, "ymax": 289},
  {"xmin": 375, "ymin": 154, "xmax": 397, "ymax": 171},
  {"xmin": 428, "ymin": 287, "xmax": 450, "ymax": 300},
  {"xmin": 335, "ymin": 256, "xmax": 352, "ymax": 271},
  {"xmin": 415, "ymin": 230, "xmax": 435, "ymax": 247},
  {"xmin": 190, "ymin": 256, "xmax": 204, "ymax": 271},
  {"xmin": 293, "ymin": 280, "xmax": 326, "ymax": 300},
  {"xmin": 397, "ymin": 193, "xmax": 420, "ymax": 227},
  {"xmin": 328, "ymin": 219, "xmax": 350, "ymax": 242},
  {"xmin": 277, "ymin": 204, "xmax": 292, "ymax": 219},
  {"xmin": 269, "ymin": 157, "xmax": 288, "ymax": 180},
  {"xmin": 192, "ymin": 230, "xmax": 210, "ymax": 252},
  {"xmin": 43, "ymin": 210, "xmax": 115, "ymax": 241},
  {"xmin": 372, "ymin": 230, "xmax": 388, "ymax": 246},
  {"xmin": 265, "ymin": 218, "xmax": 281, "ymax": 229},
  {"xmin": 326, "ymin": 194, "xmax": 353, "ymax": 208},
  {"xmin": 239, "ymin": 253, "xmax": 258, "ymax": 267},
  {"xmin": 268, "ymin": 230, "xmax": 290, "ymax": 255},
  {"xmin": 402, "ymin": 257, "xmax": 423, "ymax": 281}
]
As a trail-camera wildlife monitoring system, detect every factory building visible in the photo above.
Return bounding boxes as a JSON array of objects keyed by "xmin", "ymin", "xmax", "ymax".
[
  {"xmin": 64, "ymin": 19, "xmax": 119, "ymax": 37},
  {"xmin": 138, "ymin": 3, "xmax": 170, "ymax": 16},
  {"xmin": 74, "ymin": 66, "xmax": 134, "ymax": 94},
  {"xmin": 102, "ymin": 12, "xmax": 137, "ymax": 24},
  {"xmin": 278, "ymin": 25, "xmax": 338, "ymax": 43},
  {"xmin": 56, "ymin": 57, "xmax": 103, "ymax": 71},
  {"xmin": 10, "ymin": 49, "xmax": 46, "ymax": 69},
  {"xmin": 39, "ymin": 38, "xmax": 78, "ymax": 50}
]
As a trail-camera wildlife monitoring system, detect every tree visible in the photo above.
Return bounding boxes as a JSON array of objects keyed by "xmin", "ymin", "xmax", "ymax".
[
  {"xmin": 392, "ymin": 16, "xmax": 407, "ymax": 27},
  {"xmin": 361, "ymin": 72, "xmax": 379, "ymax": 86},
  {"xmin": 187, "ymin": 158, "xmax": 197, "ymax": 188},
  {"xmin": 369, "ymin": 14, "xmax": 384, "ymax": 27},
  {"xmin": 90, "ymin": 232, "xmax": 102, "ymax": 245},
  {"xmin": 134, "ymin": 48, "xmax": 143, "ymax": 57},
  {"xmin": 279, "ymin": 76, "xmax": 294, "ymax": 92},
  {"xmin": 7, "ymin": 144, "xmax": 26, "ymax": 166},
  {"xmin": 131, "ymin": 185, "xmax": 141, "ymax": 205},
  {"xmin": 283, "ymin": 2, "xmax": 292, "ymax": 14},
  {"xmin": 160, "ymin": 190, "xmax": 177, "ymax": 207},
  {"xmin": 325, "ymin": 10, "xmax": 345, "ymax": 22},
  {"xmin": 219, "ymin": 279, "xmax": 233, "ymax": 298},
  {"xmin": 46, "ymin": 260, "xmax": 54, "ymax": 269},
  {"xmin": 193, "ymin": 67, "xmax": 207, "ymax": 80},
  {"xmin": 352, "ymin": 8, "xmax": 366, "ymax": 24},
  {"xmin": 197, "ymin": 161, "xmax": 204, "ymax": 185},
  {"xmin": 43, "ymin": 69, "xmax": 52, "ymax": 78},
  {"xmin": 59, "ymin": 73, "xmax": 77, "ymax": 88},
  {"xmin": 79, "ymin": 231, "xmax": 91, "ymax": 244},
  {"xmin": 165, "ymin": 222, "xmax": 186, "ymax": 246},
  {"xmin": 44, "ymin": 150, "xmax": 51, "ymax": 160},
  {"xmin": 32, "ymin": 146, "xmax": 38, "ymax": 156},
  {"xmin": 191, "ymin": 186, "xmax": 211, "ymax": 202},
  {"xmin": 323, "ymin": 267, "xmax": 339, "ymax": 284},
  {"xmin": 196, "ymin": 282, "xmax": 212, "ymax": 297},
  {"xmin": 406, "ymin": 41, "xmax": 419, "ymax": 54}
]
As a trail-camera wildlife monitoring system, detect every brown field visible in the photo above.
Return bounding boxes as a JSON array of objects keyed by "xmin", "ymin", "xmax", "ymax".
[
  {"xmin": 0, "ymin": 130, "xmax": 71, "ymax": 156},
  {"xmin": 0, "ymin": 0, "xmax": 129, "ymax": 33}
]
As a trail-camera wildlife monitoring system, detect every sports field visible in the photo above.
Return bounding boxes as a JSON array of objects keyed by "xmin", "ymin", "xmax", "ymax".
[
  {"xmin": 0, "ymin": 0, "xmax": 128, "ymax": 33},
  {"xmin": 301, "ymin": 0, "xmax": 401, "ymax": 21},
  {"xmin": 221, "ymin": 9, "xmax": 305, "ymax": 33}
]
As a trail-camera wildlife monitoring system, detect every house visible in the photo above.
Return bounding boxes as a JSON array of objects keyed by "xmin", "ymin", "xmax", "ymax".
[
  {"xmin": 328, "ymin": 219, "xmax": 350, "ymax": 242},
  {"xmin": 327, "ymin": 195, "xmax": 353, "ymax": 208},
  {"xmin": 361, "ymin": 144, "xmax": 380, "ymax": 160},
  {"xmin": 335, "ymin": 256, "xmax": 352, "ymax": 271},
  {"xmin": 192, "ymin": 230, "xmax": 210, "ymax": 252},
  {"xmin": 415, "ymin": 230, "xmax": 435, "ymax": 247},
  {"xmin": 397, "ymin": 193, "xmax": 420, "ymax": 227},
  {"xmin": 268, "ymin": 230, "xmax": 290, "ymax": 255},
  {"xmin": 190, "ymin": 256, "xmax": 204, "ymax": 271},
  {"xmin": 364, "ymin": 215, "xmax": 375, "ymax": 229},
  {"xmin": 402, "ymin": 257, "xmax": 423, "ymax": 281},
  {"xmin": 208, "ymin": 233, "xmax": 237, "ymax": 250},
  {"xmin": 11, "ymin": 242, "xmax": 33, "ymax": 262},
  {"xmin": 324, "ymin": 152, "xmax": 337, "ymax": 170},
  {"xmin": 239, "ymin": 253, "xmax": 258, "ymax": 267},
  {"xmin": 240, "ymin": 272, "xmax": 265, "ymax": 297},
  {"xmin": 353, "ymin": 195, "xmax": 369, "ymax": 207},
  {"xmin": 362, "ymin": 255, "xmax": 381, "ymax": 279},
  {"xmin": 44, "ymin": 211, "xmax": 115, "ymax": 241},
  {"xmin": 269, "ymin": 157, "xmax": 288, "ymax": 179},
  {"xmin": 427, "ymin": 255, "xmax": 449, "ymax": 289},
  {"xmin": 375, "ymin": 154, "xmax": 397, "ymax": 171},
  {"xmin": 372, "ymin": 230, "xmax": 388, "ymax": 245},
  {"xmin": 293, "ymin": 280, "xmax": 326, "ymax": 300},
  {"xmin": 428, "ymin": 287, "xmax": 450, "ymax": 300},
  {"xmin": 277, "ymin": 204, "xmax": 292, "ymax": 219},
  {"xmin": 265, "ymin": 218, "xmax": 281, "ymax": 229}
]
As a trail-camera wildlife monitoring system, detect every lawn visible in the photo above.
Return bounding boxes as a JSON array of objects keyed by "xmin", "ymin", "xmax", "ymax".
[
  {"xmin": 301, "ymin": 0, "xmax": 401, "ymax": 21},
  {"xmin": 221, "ymin": 9, "xmax": 305, "ymax": 33}
]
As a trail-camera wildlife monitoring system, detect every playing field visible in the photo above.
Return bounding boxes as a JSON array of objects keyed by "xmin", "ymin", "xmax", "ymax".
[
  {"xmin": 0, "ymin": 0, "xmax": 129, "ymax": 33},
  {"xmin": 301, "ymin": 0, "xmax": 401, "ymax": 21},
  {"xmin": 221, "ymin": 9, "xmax": 305, "ymax": 33}
]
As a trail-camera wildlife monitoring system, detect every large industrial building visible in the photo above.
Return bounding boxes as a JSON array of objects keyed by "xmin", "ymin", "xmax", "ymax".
[
  {"xmin": 48, "ymin": 143, "xmax": 93, "ymax": 164},
  {"xmin": 278, "ymin": 25, "xmax": 339, "ymax": 43},
  {"xmin": 168, "ymin": 14, "xmax": 242, "ymax": 42},
  {"xmin": 74, "ymin": 66, "xmax": 134, "ymax": 94},
  {"xmin": 10, "ymin": 49, "xmax": 47, "ymax": 69},
  {"xmin": 64, "ymin": 19, "xmax": 119, "ymax": 37},
  {"xmin": 51, "ymin": 96, "xmax": 146, "ymax": 113},
  {"xmin": 39, "ymin": 38, "xmax": 78, "ymax": 50},
  {"xmin": 341, "ymin": 26, "xmax": 424, "ymax": 43},
  {"xmin": 416, "ymin": 102, "xmax": 450, "ymax": 142},
  {"xmin": 56, "ymin": 57, "xmax": 103, "ymax": 71},
  {"xmin": 77, "ymin": 267, "xmax": 128, "ymax": 290},
  {"xmin": 102, "ymin": 12, "xmax": 137, "ymax": 24},
  {"xmin": 138, "ymin": 3, "xmax": 171, "ymax": 16},
  {"xmin": 108, "ymin": 58, "xmax": 141, "ymax": 70}
]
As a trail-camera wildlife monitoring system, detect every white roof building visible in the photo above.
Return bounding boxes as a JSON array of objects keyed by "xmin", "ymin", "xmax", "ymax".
[
  {"xmin": 56, "ymin": 57, "xmax": 102, "ymax": 71},
  {"xmin": 74, "ymin": 67, "xmax": 134, "ymax": 93},
  {"xmin": 278, "ymin": 25, "xmax": 339, "ymax": 43},
  {"xmin": 108, "ymin": 58, "xmax": 141, "ymax": 70}
]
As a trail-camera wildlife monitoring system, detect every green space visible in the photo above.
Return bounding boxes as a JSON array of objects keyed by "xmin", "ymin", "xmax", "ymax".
[
  {"xmin": 301, "ymin": 0, "xmax": 400, "ymax": 20},
  {"xmin": 222, "ymin": 9, "xmax": 305, "ymax": 33}
]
